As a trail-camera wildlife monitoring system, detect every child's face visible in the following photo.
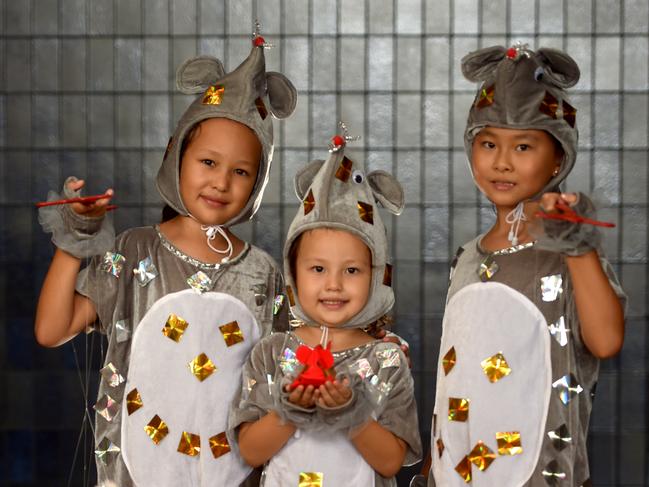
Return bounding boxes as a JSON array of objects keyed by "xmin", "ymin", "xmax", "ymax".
[
  {"xmin": 294, "ymin": 229, "xmax": 372, "ymax": 328},
  {"xmin": 471, "ymin": 127, "xmax": 561, "ymax": 208},
  {"xmin": 179, "ymin": 118, "xmax": 261, "ymax": 225}
]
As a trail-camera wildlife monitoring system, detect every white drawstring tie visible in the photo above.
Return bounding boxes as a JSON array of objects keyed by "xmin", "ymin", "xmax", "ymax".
[
  {"xmin": 505, "ymin": 201, "xmax": 527, "ymax": 246},
  {"xmin": 188, "ymin": 213, "xmax": 234, "ymax": 261}
]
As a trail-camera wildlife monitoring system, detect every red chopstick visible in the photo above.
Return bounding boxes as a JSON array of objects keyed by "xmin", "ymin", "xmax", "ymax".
[
  {"xmin": 36, "ymin": 192, "xmax": 113, "ymax": 208},
  {"xmin": 535, "ymin": 202, "xmax": 615, "ymax": 228}
]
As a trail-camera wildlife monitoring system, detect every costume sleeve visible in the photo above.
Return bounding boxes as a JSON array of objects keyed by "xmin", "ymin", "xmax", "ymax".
[
  {"xmin": 75, "ymin": 231, "xmax": 132, "ymax": 335},
  {"xmin": 373, "ymin": 343, "xmax": 423, "ymax": 467}
]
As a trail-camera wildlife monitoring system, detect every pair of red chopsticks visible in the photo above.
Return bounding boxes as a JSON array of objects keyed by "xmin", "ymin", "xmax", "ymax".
[
  {"xmin": 36, "ymin": 192, "xmax": 117, "ymax": 211},
  {"xmin": 535, "ymin": 202, "xmax": 615, "ymax": 228}
]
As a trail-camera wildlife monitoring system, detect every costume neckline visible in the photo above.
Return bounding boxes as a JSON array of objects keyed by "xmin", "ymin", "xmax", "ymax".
[{"xmin": 155, "ymin": 224, "xmax": 250, "ymax": 270}]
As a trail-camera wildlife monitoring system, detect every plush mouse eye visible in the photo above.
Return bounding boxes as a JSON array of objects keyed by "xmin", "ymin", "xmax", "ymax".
[{"xmin": 352, "ymin": 170, "xmax": 364, "ymax": 184}]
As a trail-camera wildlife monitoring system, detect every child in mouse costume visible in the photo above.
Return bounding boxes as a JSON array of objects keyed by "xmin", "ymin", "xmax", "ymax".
[
  {"xmin": 426, "ymin": 44, "xmax": 626, "ymax": 486},
  {"xmin": 229, "ymin": 128, "xmax": 422, "ymax": 486},
  {"xmin": 35, "ymin": 25, "xmax": 297, "ymax": 486}
]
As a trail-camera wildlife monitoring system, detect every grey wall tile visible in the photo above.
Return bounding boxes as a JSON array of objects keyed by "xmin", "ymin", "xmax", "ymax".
[
  {"xmin": 32, "ymin": 96, "xmax": 59, "ymax": 148},
  {"xmin": 425, "ymin": 0, "xmax": 450, "ymax": 33},
  {"xmin": 397, "ymin": 0, "xmax": 422, "ymax": 34},
  {"xmin": 621, "ymin": 263, "xmax": 646, "ymax": 317},
  {"xmin": 452, "ymin": 38, "xmax": 478, "ymax": 90},
  {"xmin": 424, "ymin": 38, "xmax": 450, "ymax": 91},
  {"xmin": 226, "ymin": 0, "xmax": 252, "ymax": 35},
  {"xmin": 281, "ymin": 149, "xmax": 309, "ymax": 201},
  {"xmin": 594, "ymin": 150, "xmax": 620, "ymax": 204},
  {"xmin": 256, "ymin": 0, "xmax": 281, "ymax": 35},
  {"xmin": 566, "ymin": 37, "xmax": 592, "ymax": 91},
  {"xmin": 33, "ymin": 0, "xmax": 59, "ymax": 34},
  {"xmin": 89, "ymin": 0, "xmax": 114, "ymax": 34},
  {"xmin": 397, "ymin": 95, "xmax": 421, "ymax": 148},
  {"xmin": 424, "ymin": 94, "xmax": 449, "ymax": 147},
  {"xmin": 451, "ymin": 149, "xmax": 476, "ymax": 204},
  {"xmin": 622, "ymin": 151, "xmax": 648, "ymax": 204},
  {"xmin": 282, "ymin": 93, "xmax": 309, "ymax": 148},
  {"xmin": 565, "ymin": 150, "xmax": 592, "ymax": 194},
  {"xmin": 312, "ymin": 38, "xmax": 336, "ymax": 91},
  {"xmin": 3, "ymin": 151, "xmax": 31, "ymax": 201},
  {"xmin": 34, "ymin": 39, "xmax": 61, "ymax": 93},
  {"xmin": 539, "ymin": 0, "xmax": 564, "ymax": 33},
  {"xmin": 5, "ymin": 0, "xmax": 31, "ymax": 35},
  {"xmin": 453, "ymin": 0, "xmax": 478, "ymax": 34},
  {"xmin": 312, "ymin": 0, "xmax": 337, "ymax": 35},
  {"xmin": 61, "ymin": 95, "xmax": 87, "ymax": 147},
  {"xmin": 115, "ymin": 150, "xmax": 143, "ymax": 203},
  {"xmin": 396, "ymin": 150, "xmax": 422, "ymax": 203},
  {"xmin": 89, "ymin": 39, "xmax": 115, "ymax": 91},
  {"xmin": 621, "ymin": 206, "xmax": 647, "ymax": 261},
  {"xmin": 593, "ymin": 93, "xmax": 620, "ymax": 147},
  {"xmin": 451, "ymin": 206, "xmax": 477, "ymax": 255},
  {"xmin": 394, "ymin": 261, "xmax": 422, "ymax": 315},
  {"xmin": 368, "ymin": 36, "xmax": 393, "ymax": 91},
  {"xmin": 452, "ymin": 94, "xmax": 473, "ymax": 148},
  {"xmin": 397, "ymin": 38, "xmax": 422, "ymax": 91},
  {"xmin": 172, "ymin": 38, "xmax": 197, "ymax": 75},
  {"xmin": 199, "ymin": 0, "xmax": 226, "ymax": 35},
  {"xmin": 566, "ymin": 0, "xmax": 592, "ymax": 33},
  {"xmin": 623, "ymin": 94, "xmax": 648, "ymax": 148},
  {"xmin": 424, "ymin": 151, "xmax": 450, "ymax": 205},
  {"xmin": 311, "ymin": 94, "xmax": 337, "ymax": 146},
  {"xmin": 481, "ymin": 0, "xmax": 507, "ymax": 34},
  {"xmin": 369, "ymin": 0, "xmax": 394, "ymax": 34},
  {"xmin": 423, "ymin": 206, "xmax": 449, "ymax": 262},
  {"xmin": 595, "ymin": 0, "xmax": 621, "ymax": 33},
  {"xmin": 6, "ymin": 95, "xmax": 31, "ymax": 147},
  {"xmin": 61, "ymin": 0, "xmax": 87, "ymax": 34},
  {"xmin": 509, "ymin": 0, "xmax": 535, "ymax": 35},
  {"xmin": 144, "ymin": 0, "xmax": 169, "ymax": 35},
  {"xmin": 88, "ymin": 95, "xmax": 115, "ymax": 146},
  {"xmin": 595, "ymin": 37, "xmax": 620, "ymax": 89},
  {"xmin": 117, "ymin": 0, "xmax": 142, "ymax": 35},
  {"xmin": 623, "ymin": 37, "xmax": 649, "ymax": 90},
  {"xmin": 395, "ymin": 207, "xmax": 422, "ymax": 260},
  {"xmin": 367, "ymin": 94, "xmax": 393, "ymax": 148},
  {"xmin": 144, "ymin": 39, "xmax": 170, "ymax": 91},
  {"xmin": 340, "ymin": 38, "xmax": 365, "ymax": 91},
  {"xmin": 340, "ymin": 0, "xmax": 365, "ymax": 34},
  {"xmin": 6, "ymin": 40, "xmax": 31, "ymax": 92},
  {"xmin": 116, "ymin": 95, "xmax": 142, "ymax": 147},
  {"xmin": 143, "ymin": 95, "xmax": 170, "ymax": 148},
  {"xmin": 172, "ymin": 0, "xmax": 198, "ymax": 35},
  {"xmin": 143, "ymin": 150, "xmax": 164, "ymax": 203},
  {"xmin": 61, "ymin": 40, "xmax": 86, "ymax": 91},
  {"xmin": 116, "ymin": 39, "xmax": 143, "ymax": 91},
  {"xmin": 625, "ymin": 0, "xmax": 649, "ymax": 32},
  {"xmin": 284, "ymin": 0, "xmax": 309, "ymax": 35}
]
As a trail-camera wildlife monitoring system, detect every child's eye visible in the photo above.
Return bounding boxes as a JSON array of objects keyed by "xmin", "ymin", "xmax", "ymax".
[
  {"xmin": 516, "ymin": 144, "xmax": 530, "ymax": 151},
  {"xmin": 312, "ymin": 265, "xmax": 324, "ymax": 273},
  {"xmin": 201, "ymin": 159, "xmax": 216, "ymax": 166},
  {"xmin": 346, "ymin": 267, "xmax": 360, "ymax": 274},
  {"xmin": 234, "ymin": 168, "xmax": 249, "ymax": 176},
  {"xmin": 481, "ymin": 141, "xmax": 495, "ymax": 149}
]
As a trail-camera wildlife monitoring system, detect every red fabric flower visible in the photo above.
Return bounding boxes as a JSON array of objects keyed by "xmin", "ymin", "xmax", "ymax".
[{"xmin": 290, "ymin": 343, "xmax": 336, "ymax": 390}]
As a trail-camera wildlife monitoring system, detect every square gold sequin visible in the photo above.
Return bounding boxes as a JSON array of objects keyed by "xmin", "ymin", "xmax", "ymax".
[
  {"xmin": 562, "ymin": 100, "xmax": 576, "ymax": 128},
  {"xmin": 162, "ymin": 314, "xmax": 188, "ymax": 342},
  {"xmin": 454, "ymin": 455, "xmax": 472, "ymax": 483},
  {"xmin": 442, "ymin": 346, "xmax": 456, "ymax": 375},
  {"xmin": 298, "ymin": 472, "xmax": 323, "ymax": 487},
  {"xmin": 468, "ymin": 441, "xmax": 496, "ymax": 471},
  {"xmin": 304, "ymin": 189, "xmax": 315, "ymax": 215},
  {"xmin": 448, "ymin": 397, "xmax": 469, "ymax": 422},
  {"xmin": 480, "ymin": 352, "xmax": 511, "ymax": 383},
  {"xmin": 476, "ymin": 84, "xmax": 495, "ymax": 108},
  {"xmin": 145, "ymin": 415, "xmax": 169, "ymax": 444},
  {"xmin": 188, "ymin": 353, "xmax": 216, "ymax": 381},
  {"xmin": 358, "ymin": 201, "xmax": 374, "ymax": 224},
  {"xmin": 335, "ymin": 156, "xmax": 353, "ymax": 182},
  {"xmin": 219, "ymin": 321, "xmax": 244, "ymax": 347},
  {"xmin": 177, "ymin": 431, "xmax": 201, "ymax": 456},
  {"xmin": 202, "ymin": 85, "xmax": 225, "ymax": 105},
  {"xmin": 126, "ymin": 388, "xmax": 143, "ymax": 415},
  {"xmin": 539, "ymin": 91, "xmax": 559, "ymax": 119},
  {"xmin": 496, "ymin": 431, "xmax": 523, "ymax": 456},
  {"xmin": 209, "ymin": 432, "xmax": 231, "ymax": 459}
]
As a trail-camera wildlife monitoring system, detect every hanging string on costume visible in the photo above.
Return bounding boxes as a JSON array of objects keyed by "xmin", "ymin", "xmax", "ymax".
[{"xmin": 505, "ymin": 201, "xmax": 527, "ymax": 246}]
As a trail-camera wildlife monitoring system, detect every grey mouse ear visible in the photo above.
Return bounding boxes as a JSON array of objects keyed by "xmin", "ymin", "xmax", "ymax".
[
  {"xmin": 294, "ymin": 159, "xmax": 325, "ymax": 200},
  {"xmin": 266, "ymin": 72, "xmax": 298, "ymax": 119},
  {"xmin": 176, "ymin": 56, "xmax": 226, "ymax": 94},
  {"xmin": 536, "ymin": 48, "xmax": 580, "ymax": 88},
  {"xmin": 461, "ymin": 46, "xmax": 507, "ymax": 82},
  {"xmin": 367, "ymin": 171, "xmax": 405, "ymax": 215}
]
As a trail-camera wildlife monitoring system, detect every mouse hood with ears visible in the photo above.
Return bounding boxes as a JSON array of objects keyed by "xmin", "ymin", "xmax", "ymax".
[
  {"xmin": 156, "ymin": 26, "xmax": 297, "ymax": 227},
  {"xmin": 463, "ymin": 43, "xmax": 581, "ymax": 199},
  {"xmin": 283, "ymin": 130, "xmax": 405, "ymax": 329}
]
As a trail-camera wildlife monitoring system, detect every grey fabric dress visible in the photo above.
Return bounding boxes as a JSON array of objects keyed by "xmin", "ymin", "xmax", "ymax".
[
  {"xmin": 229, "ymin": 331, "xmax": 422, "ymax": 487},
  {"xmin": 77, "ymin": 225, "xmax": 287, "ymax": 486},
  {"xmin": 429, "ymin": 236, "xmax": 626, "ymax": 486}
]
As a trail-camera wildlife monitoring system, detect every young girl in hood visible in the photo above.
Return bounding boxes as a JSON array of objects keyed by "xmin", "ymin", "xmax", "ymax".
[
  {"xmin": 426, "ymin": 44, "xmax": 626, "ymax": 486},
  {"xmin": 34, "ymin": 27, "xmax": 297, "ymax": 487},
  {"xmin": 230, "ymin": 133, "xmax": 422, "ymax": 486}
]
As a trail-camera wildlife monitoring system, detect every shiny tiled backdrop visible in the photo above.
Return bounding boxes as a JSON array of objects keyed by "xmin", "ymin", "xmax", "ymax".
[{"xmin": 1, "ymin": 0, "xmax": 647, "ymax": 485}]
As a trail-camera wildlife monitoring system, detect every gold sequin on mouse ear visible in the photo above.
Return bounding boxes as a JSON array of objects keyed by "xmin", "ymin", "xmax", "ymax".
[
  {"xmin": 144, "ymin": 415, "xmax": 169, "ymax": 444},
  {"xmin": 177, "ymin": 432, "xmax": 201, "ymax": 456},
  {"xmin": 303, "ymin": 189, "xmax": 315, "ymax": 215},
  {"xmin": 335, "ymin": 156, "xmax": 353, "ymax": 182},
  {"xmin": 255, "ymin": 97, "xmax": 268, "ymax": 119},
  {"xmin": 298, "ymin": 472, "xmax": 323, "ymax": 487},
  {"xmin": 539, "ymin": 91, "xmax": 559, "ymax": 119},
  {"xmin": 209, "ymin": 432, "xmax": 231, "ymax": 459},
  {"xmin": 476, "ymin": 84, "xmax": 495, "ymax": 108},
  {"xmin": 358, "ymin": 201, "xmax": 374, "ymax": 224},
  {"xmin": 562, "ymin": 100, "xmax": 577, "ymax": 128},
  {"xmin": 202, "ymin": 84, "xmax": 225, "ymax": 105}
]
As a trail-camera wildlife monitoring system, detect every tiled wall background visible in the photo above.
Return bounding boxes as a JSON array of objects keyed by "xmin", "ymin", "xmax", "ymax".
[{"xmin": 0, "ymin": 0, "xmax": 647, "ymax": 485}]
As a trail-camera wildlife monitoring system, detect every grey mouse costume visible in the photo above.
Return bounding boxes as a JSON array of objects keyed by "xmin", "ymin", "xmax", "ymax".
[
  {"xmin": 229, "ymin": 130, "xmax": 422, "ymax": 486},
  {"xmin": 428, "ymin": 44, "xmax": 626, "ymax": 486},
  {"xmin": 41, "ymin": 26, "xmax": 297, "ymax": 486}
]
